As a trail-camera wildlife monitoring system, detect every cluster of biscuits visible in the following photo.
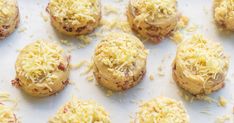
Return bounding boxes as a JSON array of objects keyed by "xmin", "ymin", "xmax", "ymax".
[{"xmin": 0, "ymin": 0, "xmax": 233, "ymax": 122}]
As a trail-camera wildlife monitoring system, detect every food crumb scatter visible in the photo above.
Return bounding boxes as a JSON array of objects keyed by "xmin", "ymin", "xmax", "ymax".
[
  {"xmin": 80, "ymin": 61, "xmax": 93, "ymax": 75},
  {"xmin": 77, "ymin": 35, "xmax": 91, "ymax": 45},
  {"xmin": 157, "ymin": 60, "xmax": 165, "ymax": 77},
  {"xmin": 86, "ymin": 75, "xmax": 94, "ymax": 82},
  {"xmin": 218, "ymin": 96, "xmax": 228, "ymax": 107},
  {"xmin": 177, "ymin": 16, "xmax": 189, "ymax": 29},
  {"xmin": 18, "ymin": 27, "xmax": 27, "ymax": 33},
  {"xmin": 60, "ymin": 40, "xmax": 72, "ymax": 46},
  {"xmin": 186, "ymin": 24, "xmax": 198, "ymax": 32},
  {"xmin": 106, "ymin": 90, "xmax": 113, "ymax": 97},
  {"xmin": 103, "ymin": 5, "xmax": 118, "ymax": 15},
  {"xmin": 170, "ymin": 31, "xmax": 184, "ymax": 44},
  {"xmin": 70, "ymin": 60, "xmax": 86, "ymax": 70},
  {"xmin": 215, "ymin": 114, "xmax": 231, "ymax": 123},
  {"xmin": 40, "ymin": 11, "xmax": 49, "ymax": 22},
  {"xmin": 149, "ymin": 74, "xmax": 154, "ymax": 80}
]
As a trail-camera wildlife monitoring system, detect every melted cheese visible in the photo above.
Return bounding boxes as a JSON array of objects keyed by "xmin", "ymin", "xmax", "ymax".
[
  {"xmin": 135, "ymin": 97, "xmax": 189, "ymax": 123},
  {"xmin": 130, "ymin": 0, "xmax": 177, "ymax": 24},
  {"xmin": 49, "ymin": 98, "xmax": 110, "ymax": 123},
  {"xmin": 17, "ymin": 41, "xmax": 64, "ymax": 83},
  {"xmin": 95, "ymin": 32, "xmax": 148, "ymax": 77},
  {"xmin": 47, "ymin": 0, "xmax": 100, "ymax": 27},
  {"xmin": 176, "ymin": 35, "xmax": 229, "ymax": 83},
  {"xmin": 0, "ymin": 0, "xmax": 17, "ymax": 25}
]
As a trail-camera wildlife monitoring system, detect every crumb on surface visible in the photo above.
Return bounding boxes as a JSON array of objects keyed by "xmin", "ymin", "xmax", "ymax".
[
  {"xmin": 170, "ymin": 31, "xmax": 183, "ymax": 44},
  {"xmin": 149, "ymin": 74, "xmax": 154, "ymax": 80},
  {"xmin": 106, "ymin": 90, "xmax": 113, "ymax": 97},
  {"xmin": 218, "ymin": 96, "xmax": 228, "ymax": 107},
  {"xmin": 215, "ymin": 114, "xmax": 231, "ymax": 123}
]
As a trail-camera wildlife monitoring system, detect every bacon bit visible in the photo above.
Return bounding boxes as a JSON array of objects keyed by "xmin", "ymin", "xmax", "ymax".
[
  {"xmin": 58, "ymin": 63, "xmax": 66, "ymax": 71},
  {"xmin": 63, "ymin": 107, "xmax": 68, "ymax": 113},
  {"xmin": 62, "ymin": 79, "xmax": 69, "ymax": 85},
  {"xmin": 11, "ymin": 78, "xmax": 21, "ymax": 88}
]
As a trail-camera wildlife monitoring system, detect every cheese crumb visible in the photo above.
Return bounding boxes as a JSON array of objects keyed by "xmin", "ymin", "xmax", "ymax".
[
  {"xmin": 106, "ymin": 90, "xmax": 113, "ymax": 97},
  {"xmin": 170, "ymin": 31, "xmax": 183, "ymax": 44},
  {"xmin": 40, "ymin": 11, "xmax": 49, "ymax": 22},
  {"xmin": 60, "ymin": 40, "xmax": 72, "ymax": 46},
  {"xmin": 49, "ymin": 98, "xmax": 110, "ymax": 123},
  {"xmin": 18, "ymin": 27, "xmax": 27, "ymax": 33},
  {"xmin": 70, "ymin": 60, "xmax": 86, "ymax": 70},
  {"xmin": 103, "ymin": 5, "xmax": 118, "ymax": 15},
  {"xmin": 215, "ymin": 114, "xmax": 231, "ymax": 123},
  {"xmin": 77, "ymin": 35, "xmax": 91, "ymax": 45},
  {"xmin": 177, "ymin": 16, "xmax": 189, "ymax": 29},
  {"xmin": 149, "ymin": 74, "xmax": 154, "ymax": 80},
  {"xmin": 86, "ymin": 75, "xmax": 94, "ymax": 82},
  {"xmin": 218, "ymin": 96, "xmax": 228, "ymax": 107}
]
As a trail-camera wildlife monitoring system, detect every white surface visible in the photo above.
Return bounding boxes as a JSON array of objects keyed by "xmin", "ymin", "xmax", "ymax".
[{"xmin": 0, "ymin": 0, "xmax": 234, "ymax": 123}]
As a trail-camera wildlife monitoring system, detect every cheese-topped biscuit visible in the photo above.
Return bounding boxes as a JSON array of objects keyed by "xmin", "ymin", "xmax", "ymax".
[
  {"xmin": 47, "ymin": 0, "xmax": 101, "ymax": 36},
  {"xmin": 13, "ymin": 41, "xmax": 70, "ymax": 97}
]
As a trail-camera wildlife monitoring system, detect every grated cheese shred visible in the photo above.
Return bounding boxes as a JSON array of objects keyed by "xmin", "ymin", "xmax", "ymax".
[
  {"xmin": 16, "ymin": 41, "xmax": 64, "ymax": 83},
  {"xmin": 176, "ymin": 34, "xmax": 229, "ymax": 84},
  {"xmin": 95, "ymin": 33, "xmax": 148, "ymax": 77},
  {"xmin": 135, "ymin": 97, "xmax": 189, "ymax": 123},
  {"xmin": 49, "ymin": 97, "xmax": 110, "ymax": 123},
  {"xmin": 47, "ymin": 0, "xmax": 100, "ymax": 27},
  {"xmin": 214, "ymin": 0, "xmax": 234, "ymax": 30},
  {"xmin": 130, "ymin": 0, "xmax": 177, "ymax": 25},
  {"xmin": 0, "ymin": 93, "xmax": 19, "ymax": 123},
  {"xmin": 0, "ymin": 0, "xmax": 17, "ymax": 25}
]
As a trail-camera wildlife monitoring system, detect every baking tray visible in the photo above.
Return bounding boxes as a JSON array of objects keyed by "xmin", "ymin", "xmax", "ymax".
[{"xmin": 0, "ymin": 0, "xmax": 234, "ymax": 123}]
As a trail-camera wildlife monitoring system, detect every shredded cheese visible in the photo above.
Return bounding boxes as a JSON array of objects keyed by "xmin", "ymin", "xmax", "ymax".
[
  {"xmin": 0, "ymin": 93, "xmax": 18, "ymax": 123},
  {"xmin": 215, "ymin": 114, "xmax": 231, "ymax": 123},
  {"xmin": 70, "ymin": 60, "xmax": 86, "ymax": 70},
  {"xmin": 0, "ymin": 0, "xmax": 17, "ymax": 25},
  {"xmin": 130, "ymin": 0, "xmax": 177, "ymax": 25},
  {"xmin": 16, "ymin": 41, "xmax": 65, "ymax": 83},
  {"xmin": 103, "ymin": 5, "xmax": 118, "ymax": 15},
  {"xmin": 47, "ymin": 0, "xmax": 100, "ymax": 27},
  {"xmin": 177, "ymin": 16, "xmax": 189, "ymax": 29},
  {"xmin": 49, "ymin": 98, "xmax": 110, "ymax": 123},
  {"xmin": 176, "ymin": 34, "xmax": 229, "ymax": 84},
  {"xmin": 94, "ymin": 32, "xmax": 148, "ymax": 77},
  {"xmin": 170, "ymin": 31, "xmax": 183, "ymax": 44},
  {"xmin": 0, "ymin": 104, "xmax": 18, "ymax": 123},
  {"xmin": 135, "ymin": 97, "xmax": 189, "ymax": 123},
  {"xmin": 214, "ymin": 0, "xmax": 234, "ymax": 30},
  {"xmin": 218, "ymin": 96, "xmax": 228, "ymax": 107}
]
